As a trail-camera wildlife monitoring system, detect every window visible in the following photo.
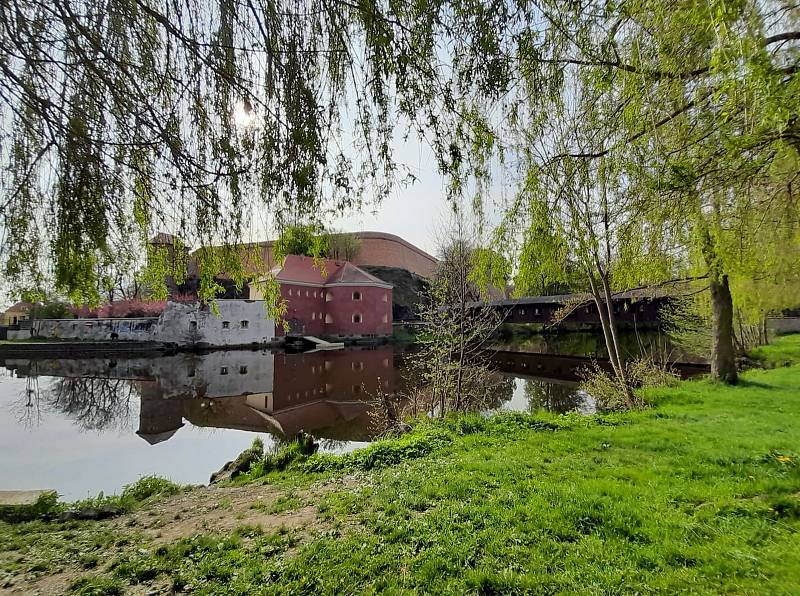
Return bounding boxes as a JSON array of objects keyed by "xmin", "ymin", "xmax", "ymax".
[
  {"xmin": 306, "ymin": 290, "xmax": 309, "ymax": 297},
  {"xmin": 351, "ymin": 361, "xmax": 364, "ymax": 371},
  {"xmin": 188, "ymin": 369, "xmax": 196, "ymax": 377},
  {"xmin": 519, "ymin": 308, "xmax": 526, "ymax": 316},
  {"xmin": 325, "ymin": 313, "xmax": 333, "ymax": 324},
  {"xmin": 383, "ymin": 293, "xmax": 388, "ymax": 302},
  {"xmin": 325, "ymin": 291, "xmax": 332, "ymax": 302},
  {"xmin": 319, "ymin": 312, "xmax": 323, "ymax": 321},
  {"xmin": 382, "ymin": 314, "xmax": 388, "ymax": 324},
  {"xmin": 222, "ymin": 321, "xmax": 230, "ymax": 329},
  {"xmin": 311, "ymin": 312, "xmax": 316, "ymax": 320},
  {"xmin": 534, "ymin": 308, "xmax": 541, "ymax": 316},
  {"xmin": 240, "ymin": 320, "xmax": 249, "ymax": 329},
  {"xmin": 352, "ymin": 313, "xmax": 362, "ymax": 324},
  {"xmin": 220, "ymin": 366, "xmax": 228, "ymax": 375},
  {"xmin": 352, "ymin": 291, "xmax": 362, "ymax": 301},
  {"xmin": 189, "ymin": 321, "xmax": 197, "ymax": 330},
  {"xmin": 313, "ymin": 291, "xmax": 317, "ymax": 298},
  {"xmin": 288, "ymin": 288, "xmax": 293, "ymax": 296},
  {"xmin": 239, "ymin": 366, "xmax": 248, "ymax": 375}
]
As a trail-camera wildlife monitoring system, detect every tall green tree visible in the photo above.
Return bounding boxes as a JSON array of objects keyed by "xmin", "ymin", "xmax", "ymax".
[{"xmin": 428, "ymin": 0, "xmax": 799, "ymax": 385}]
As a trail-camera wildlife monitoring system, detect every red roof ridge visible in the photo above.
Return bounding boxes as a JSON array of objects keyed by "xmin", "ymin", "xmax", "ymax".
[{"xmin": 274, "ymin": 255, "xmax": 392, "ymax": 288}]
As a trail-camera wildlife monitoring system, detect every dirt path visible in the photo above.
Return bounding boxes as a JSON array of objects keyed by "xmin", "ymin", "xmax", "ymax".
[
  {"xmin": 116, "ymin": 483, "xmax": 323, "ymax": 543},
  {"xmin": 3, "ymin": 477, "xmax": 357, "ymax": 595}
]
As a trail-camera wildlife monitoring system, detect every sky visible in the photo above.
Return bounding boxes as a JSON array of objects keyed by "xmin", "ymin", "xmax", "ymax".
[{"xmin": 330, "ymin": 140, "xmax": 451, "ymax": 257}]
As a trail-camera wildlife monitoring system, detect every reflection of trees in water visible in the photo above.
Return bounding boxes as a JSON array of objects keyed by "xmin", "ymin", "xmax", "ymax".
[
  {"xmin": 524, "ymin": 379, "xmax": 583, "ymax": 414},
  {"xmin": 482, "ymin": 374, "xmax": 515, "ymax": 410},
  {"xmin": 35, "ymin": 376, "xmax": 139, "ymax": 432},
  {"xmin": 9, "ymin": 375, "xmax": 43, "ymax": 428}
]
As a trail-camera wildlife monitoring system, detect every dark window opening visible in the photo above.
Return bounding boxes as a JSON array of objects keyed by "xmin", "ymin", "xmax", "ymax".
[
  {"xmin": 239, "ymin": 366, "xmax": 248, "ymax": 375},
  {"xmin": 352, "ymin": 313, "xmax": 362, "ymax": 323},
  {"xmin": 241, "ymin": 320, "xmax": 249, "ymax": 329},
  {"xmin": 189, "ymin": 321, "xmax": 197, "ymax": 330},
  {"xmin": 222, "ymin": 321, "xmax": 230, "ymax": 329},
  {"xmin": 352, "ymin": 291, "xmax": 362, "ymax": 301},
  {"xmin": 220, "ymin": 366, "xmax": 228, "ymax": 375}
]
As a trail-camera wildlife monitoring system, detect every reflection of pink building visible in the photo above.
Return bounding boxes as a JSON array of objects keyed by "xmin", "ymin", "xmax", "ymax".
[{"xmin": 254, "ymin": 255, "xmax": 393, "ymax": 337}]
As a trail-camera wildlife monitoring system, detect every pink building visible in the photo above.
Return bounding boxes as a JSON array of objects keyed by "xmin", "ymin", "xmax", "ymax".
[{"xmin": 256, "ymin": 255, "xmax": 393, "ymax": 337}]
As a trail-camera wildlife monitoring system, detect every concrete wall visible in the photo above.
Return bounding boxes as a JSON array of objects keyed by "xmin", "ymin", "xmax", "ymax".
[
  {"xmin": 155, "ymin": 300, "xmax": 275, "ymax": 346},
  {"xmin": 19, "ymin": 318, "xmax": 158, "ymax": 342},
  {"xmin": 14, "ymin": 300, "xmax": 275, "ymax": 347},
  {"xmin": 768, "ymin": 317, "xmax": 800, "ymax": 334}
]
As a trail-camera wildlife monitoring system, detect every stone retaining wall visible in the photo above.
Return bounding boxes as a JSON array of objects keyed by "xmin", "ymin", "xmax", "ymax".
[
  {"xmin": 768, "ymin": 317, "xmax": 800, "ymax": 334},
  {"xmin": 12, "ymin": 300, "xmax": 276, "ymax": 347}
]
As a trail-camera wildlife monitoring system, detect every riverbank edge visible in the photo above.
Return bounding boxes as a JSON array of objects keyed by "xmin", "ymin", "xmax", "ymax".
[
  {"xmin": 1, "ymin": 334, "xmax": 799, "ymax": 594},
  {"xmin": 0, "ymin": 334, "xmax": 393, "ymax": 358}
]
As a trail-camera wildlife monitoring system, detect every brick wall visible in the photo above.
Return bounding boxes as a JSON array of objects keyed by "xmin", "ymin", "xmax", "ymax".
[
  {"xmin": 349, "ymin": 233, "xmax": 437, "ymax": 278},
  {"xmin": 324, "ymin": 286, "xmax": 393, "ymax": 336},
  {"xmin": 276, "ymin": 284, "xmax": 326, "ymax": 337}
]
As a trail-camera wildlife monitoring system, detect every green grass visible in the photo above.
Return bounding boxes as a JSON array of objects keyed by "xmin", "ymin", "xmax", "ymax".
[
  {"xmin": 750, "ymin": 333, "xmax": 800, "ymax": 367},
  {"xmin": 4, "ymin": 336, "xmax": 800, "ymax": 594}
]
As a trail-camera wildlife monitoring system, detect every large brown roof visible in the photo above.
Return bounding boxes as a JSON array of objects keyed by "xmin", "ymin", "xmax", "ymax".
[
  {"xmin": 186, "ymin": 231, "xmax": 438, "ymax": 279},
  {"xmin": 4, "ymin": 301, "xmax": 32, "ymax": 313}
]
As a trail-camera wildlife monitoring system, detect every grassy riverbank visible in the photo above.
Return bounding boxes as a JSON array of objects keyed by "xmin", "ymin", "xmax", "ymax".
[{"xmin": 2, "ymin": 335, "xmax": 800, "ymax": 594}]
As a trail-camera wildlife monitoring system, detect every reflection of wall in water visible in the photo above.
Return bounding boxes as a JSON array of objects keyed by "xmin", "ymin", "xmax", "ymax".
[
  {"xmin": 146, "ymin": 351, "xmax": 275, "ymax": 400},
  {"xmin": 272, "ymin": 349, "xmax": 393, "ymax": 409},
  {"xmin": 7, "ymin": 347, "xmax": 397, "ymax": 443},
  {"xmin": 139, "ymin": 347, "xmax": 396, "ymax": 440},
  {"xmin": 137, "ymin": 351, "xmax": 275, "ymax": 443}
]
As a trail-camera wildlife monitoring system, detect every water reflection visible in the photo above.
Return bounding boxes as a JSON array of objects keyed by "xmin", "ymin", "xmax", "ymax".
[
  {"xmin": 2, "ymin": 342, "xmax": 703, "ymax": 497},
  {"xmin": 521, "ymin": 379, "xmax": 596, "ymax": 415},
  {"xmin": 3, "ymin": 343, "xmax": 705, "ymax": 445},
  {"xmin": 6, "ymin": 348, "xmax": 401, "ymax": 443}
]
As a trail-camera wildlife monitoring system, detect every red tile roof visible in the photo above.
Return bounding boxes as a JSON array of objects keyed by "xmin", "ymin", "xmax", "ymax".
[
  {"xmin": 327, "ymin": 262, "xmax": 391, "ymax": 287},
  {"xmin": 275, "ymin": 255, "xmax": 391, "ymax": 288}
]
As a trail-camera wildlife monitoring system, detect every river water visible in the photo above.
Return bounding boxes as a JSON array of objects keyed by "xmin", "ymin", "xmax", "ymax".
[{"xmin": 0, "ymin": 335, "xmax": 703, "ymax": 499}]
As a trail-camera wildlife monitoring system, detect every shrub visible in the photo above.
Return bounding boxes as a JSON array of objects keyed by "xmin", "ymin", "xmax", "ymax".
[
  {"xmin": 71, "ymin": 476, "xmax": 182, "ymax": 513},
  {"xmin": 121, "ymin": 476, "xmax": 182, "ymax": 502},
  {"xmin": 29, "ymin": 301, "xmax": 72, "ymax": 319},
  {"xmin": 580, "ymin": 358, "xmax": 679, "ymax": 411},
  {"xmin": 71, "ymin": 299, "xmax": 167, "ymax": 319},
  {"xmin": 304, "ymin": 428, "xmax": 452, "ymax": 473}
]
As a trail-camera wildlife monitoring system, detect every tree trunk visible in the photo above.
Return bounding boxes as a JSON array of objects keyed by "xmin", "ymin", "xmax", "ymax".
[
  {"xmin": 589, "ymin": 276, "xmax": 636, "ymax": 407},
  {"xmin": 710, "ymin": 275, "xmax": 738, "ymax": 384}
]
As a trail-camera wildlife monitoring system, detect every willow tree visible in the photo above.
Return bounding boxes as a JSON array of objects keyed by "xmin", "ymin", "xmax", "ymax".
[
  {"xmin": 4, "ymin": 0, "xmax": 797, "ymax": 384},
  {"xmin": 427, "ymin": 0, "xmax": 799, "ymax": 385},
  {"xmin": 0, "ymin": 0, "xmax": 447, "ymax": 304}
]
